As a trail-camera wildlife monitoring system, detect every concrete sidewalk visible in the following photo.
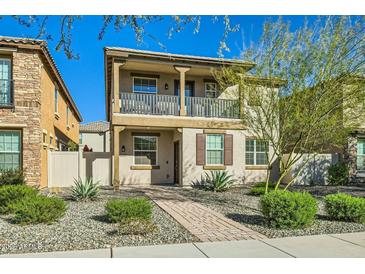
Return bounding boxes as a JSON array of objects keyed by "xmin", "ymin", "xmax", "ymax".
[{"xmin": 1, "ymin": 232, "xmax": 365, "ymax": 258}]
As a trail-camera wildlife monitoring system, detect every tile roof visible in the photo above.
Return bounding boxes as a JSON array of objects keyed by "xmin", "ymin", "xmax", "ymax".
[{"xmin": 80, "ymin": 121, "xmax": 109, "ymax": 133}]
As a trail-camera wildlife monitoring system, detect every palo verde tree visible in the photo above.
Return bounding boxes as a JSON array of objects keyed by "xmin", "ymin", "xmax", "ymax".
[
  {"xmin": 0, "ymin": 15, "xmax": 239, "ymax": 59},
  {"xmin": 215, "ymin": 16, "xmax": 365, "ymax": 192}
]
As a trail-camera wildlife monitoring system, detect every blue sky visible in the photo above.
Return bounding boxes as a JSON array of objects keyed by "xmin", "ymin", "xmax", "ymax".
[{"xmin": 0, "ymin": 15, "xmax": 311, "ymax": 123}]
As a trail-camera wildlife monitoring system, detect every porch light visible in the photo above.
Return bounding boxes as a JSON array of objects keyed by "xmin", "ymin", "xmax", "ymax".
[
  {"xmin": 165, "ymin": 83, "xmax": 169, "ymax": 90},
  {"xmin": 121, "ymin": 145, "xmax": 126, "ymax": 153}
]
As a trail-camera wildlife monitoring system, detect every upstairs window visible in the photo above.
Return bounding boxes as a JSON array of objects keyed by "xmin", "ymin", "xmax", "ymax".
[
  {"xmin": 357, "ymin": 139, "xmax": 365, "ymax": 171},
  {"xmin": 54, "ymin": 86, "xmax": 59, "ymax": 113},
  {"xmin": 66, "ymin": 106, "xmax": 70, "ymax": 126},
  {"xmin": 205, "ymin": 82, "xmax": 217, "ymax": 98},
  {"xmin": 133, "ymin": 77, "xmax": 157, "ymax": 93},
  {"xmin": 0, "ymin": 58, "xmax": 11, "ymax": 106}
]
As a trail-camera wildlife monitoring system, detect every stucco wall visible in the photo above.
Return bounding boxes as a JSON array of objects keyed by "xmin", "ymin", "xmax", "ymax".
[
  {"xmin": 118, "ymin": 129, "xmax": 175, "ymax": 185},
  {"xmin": 119, "ymin": 69, "xmax": 214, "ymax": 97},
  {"xmin": 80, "ymin": 131, "xmax": 110, "ymax": 152}
]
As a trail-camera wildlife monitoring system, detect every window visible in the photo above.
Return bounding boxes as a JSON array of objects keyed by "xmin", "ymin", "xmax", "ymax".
[
  {"xmin": 42, "ymin": 132, "xmax": 47, "ymax": 144},
  {"xmin": 245, "ymin": 139, "xmax": 268, "ymax": 165},
  {"xmin": 357, "ymin": 139, "xmax": 365, "ymax": 171},
  {"xmin": 133, "ymin": 136, "xmax": 158, "ymax": 165},
  {"xmin": 133, "ymin": 77, "xmax": 157, "ymax": 93},
  {"xmin": 54, "ymin": 86, "xmax": 58, "ymax": 113},
  {"xmin": 0, "ymin": 58, "xmax": 11, "ymax": 106},
  {"xmin": 0, "ymin": 131, "xmax": 21, "ymax": 170},
  {"xmin": 66, "ymin": 106, "xmax": 70, "ymax": 126},
  {"xmin": 205, "ymin": 82, "xmax": 217, "ymax": 98},
  {"xmin": 206, "ymin": 134, "xmax": 224, "ymax": 165}
]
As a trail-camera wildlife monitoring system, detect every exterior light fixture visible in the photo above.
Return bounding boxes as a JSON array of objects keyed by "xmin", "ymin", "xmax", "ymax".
[
  {"xmin": 165, "ymin": 83, "xmax": 169, "ymax": 90},
  {"xmin": 121, "ymin": 145, "xmax": 126, "ymax": 153}
]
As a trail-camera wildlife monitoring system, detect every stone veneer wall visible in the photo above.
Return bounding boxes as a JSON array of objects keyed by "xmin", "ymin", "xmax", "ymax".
[
  {"xmin": 344, "ymin": 135, "xmax": 357, "ymax": 182},
  {"xmin": 0, "ymin": 48, "xmax": 43, "ymax": 186}
]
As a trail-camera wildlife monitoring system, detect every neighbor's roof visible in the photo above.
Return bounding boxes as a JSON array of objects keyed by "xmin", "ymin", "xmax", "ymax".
[
  {"xmin": 105, "ymin": 47, "xmax": 256, "ymax": 68},
  {"xmin": 80, "ymin": 121, "xmax": 109, "ymax": 133},
  {"xmin": 0, "ymin": 36, "xmax": 82, "ymax": 122}
]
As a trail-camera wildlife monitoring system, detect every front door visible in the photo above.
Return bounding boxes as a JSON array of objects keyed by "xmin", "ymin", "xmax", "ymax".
[
  {"xmin": 174, "ymin": 80, "xmax": 195, "ymax": 97},
  {"xmin": 174, "ymin": 141, "xmax": 180, "ymax": 185}
]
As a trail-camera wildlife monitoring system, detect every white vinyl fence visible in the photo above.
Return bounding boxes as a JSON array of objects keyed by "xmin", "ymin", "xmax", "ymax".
[
  {"xmin": 48, "ymin": 151, "xmax": 111, "ymax": 188},
  {"xmin": 282, "ymin": 153, "xmax": 339, "ymax": 185}
]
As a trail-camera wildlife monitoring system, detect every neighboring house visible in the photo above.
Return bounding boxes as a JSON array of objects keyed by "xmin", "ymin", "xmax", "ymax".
[
  {"xmin": 80, "ymin": 121, "xmax": 110, "ymax": 152},
  {"xmin": 104, "ymin": 47, "xmax": 283, "ymax": 187},
  {"xmin": 0, "ymin": 36, "xmax": 82, "ymax": 187}
]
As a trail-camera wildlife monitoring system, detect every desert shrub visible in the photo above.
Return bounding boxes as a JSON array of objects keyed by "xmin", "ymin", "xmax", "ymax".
[
  {"xmin": 192, "ymin": 171, "xmax": 236, "ymax": 192},
  {"xmin": 0, "ymin": 168, "xmax": 25, "ymax": 186},
  {"xmin": 71, "ymin": 177, "xmax": 99, "ymax": 201},
  {"xmin": 248, "ymin": 182, "xmax": 276, "ymax": 196},
  {"xmin": 11, "ymin": 195, "xmax": 66, "ymax": 225},
  {"xmin": 118, "ymin": 218, "xmax": 157, "ymax": 235},
  {"xmin": 327, "ymin": 161, "xmax": 349, "ymax": 186},
  {"xmin": 325, "ymin": 193, "xmax": 365, "ymax": 223},
  {"xmin": 105, "ymin": 198, "xmax": 152, "ymax": 223},
  {"xmin": 260, "ymin": 190, "xmax": 317, "ymax": 229},
  {"xmin": 0, "ymin": 185, "xmax": 39, "ymax": 214}
]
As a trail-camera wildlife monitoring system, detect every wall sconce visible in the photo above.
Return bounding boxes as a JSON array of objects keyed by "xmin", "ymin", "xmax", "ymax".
[
  {"xmin": 121, "ymin": 145, "xmax": 126, "ymax": 153},
  {"xmin": 165, "ymin": 83, "xmax": 169, "ymax": 90}
]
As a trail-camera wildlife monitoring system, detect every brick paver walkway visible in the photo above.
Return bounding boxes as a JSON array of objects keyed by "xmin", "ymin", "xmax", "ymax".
[{"xmin": 141, "ymin": 186, "xmax": 266, "ymax": 242}]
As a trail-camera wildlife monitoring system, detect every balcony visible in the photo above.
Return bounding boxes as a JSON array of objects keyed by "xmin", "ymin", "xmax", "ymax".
[
  {"xmin": 0, "ymin": 79, "xmax": 13, "ymax": 107},
  {"xmin": 120, "ymin": 92, "xmax": 240, "ymax": 119}
]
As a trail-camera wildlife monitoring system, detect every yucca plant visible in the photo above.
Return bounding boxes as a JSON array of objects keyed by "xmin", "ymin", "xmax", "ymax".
[
  {"xmin": 71, "ymin": 177, "xmax": 100, "ymax": 201},
  {"xmin": 203, "ymin": 170, "xmax": 236, "ymax": 192}
]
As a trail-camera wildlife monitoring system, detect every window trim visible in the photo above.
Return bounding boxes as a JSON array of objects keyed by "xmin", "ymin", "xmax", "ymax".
[
  {"xmin": 0, "ymin": 57, "xmax": 13, "ymax": 108},
  {"xmin": 245, "ymin": 138, "xmax": 269, "ymax": 166},
  {"xmin": 0, "ymin": 129, "xmax": 22, "ymax": 170},
  {"xmin": 357, "ymin": 139, "xmax": 365, "ymax": 172},
  {"xmin": 205, "ymin": 134, "xmax": 225, "ymax": 166},
  {"xmin": 133, "ymin": 135, "xmax": 158, "ymax": 166},
  {"xmin": 132, "ymin": 76, "xmax": 158, "ymax": 94},
  {"xmin": 54, "ymin": 84, "xmax": 59, "ymax": 114},
  {"xmin": 205, "ymin": 82, "xmax": 218, "ymax": 98}
]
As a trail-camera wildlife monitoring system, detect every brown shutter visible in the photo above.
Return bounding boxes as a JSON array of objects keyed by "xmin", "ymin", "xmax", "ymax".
[
  {"xmin": 196, "ymin": 134, "xmax": 206, "ymax": 165},
  {"xmin": 224, "ymin": 134, "xmax": 233, "ymax": 165}
]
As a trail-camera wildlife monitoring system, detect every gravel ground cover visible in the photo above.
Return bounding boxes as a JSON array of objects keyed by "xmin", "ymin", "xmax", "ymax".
[
  {"xmin": 0, "ymin": 187, "xmax": 197, "ymax": 255},
  {"xmin": 173, "ymin": 185, "xmax": 365, "ymax": 238}
]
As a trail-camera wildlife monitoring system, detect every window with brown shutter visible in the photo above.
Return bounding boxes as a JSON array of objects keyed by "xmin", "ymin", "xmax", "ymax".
[
  {"xmin": 196, "ymin": 133, "xmax": 205, "ymax": 165},
  {"xmin": 224, "ymin": 134, "xmax": 233, "ymax": 165}
]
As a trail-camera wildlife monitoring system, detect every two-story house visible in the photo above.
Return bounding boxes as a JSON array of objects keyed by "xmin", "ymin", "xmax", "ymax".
[
  {"xmin": 0, "ymin": 36, "xmax": 82, "ymax": 187},
  {"xmin": 104, "ymin": 47, "xmax": 283, "ymax": 188}
]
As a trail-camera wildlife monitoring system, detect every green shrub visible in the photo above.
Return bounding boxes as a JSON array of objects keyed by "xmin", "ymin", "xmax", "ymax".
[
  {"xmin": 71, "ymin": 177, "xmax": 100, "ymax": 201},
  {"xmin": 248, "ymin": 182, "xmax": 275, "ymax": 196},
  {"xmin": 118, "ymin": 218, "xmax": 157, "ymax": 235},
  {"xmin": 0, "ymin": 168, "xmax": 25, "ymax": 186},
  {"xmin": 260, "ymin": 190, "xmax": 318, "ymax": 229},
  {"xmin": 192, "ymin": 171, "xmax": 236, "ymax": 192},
  {"xmin": 0, "ymin": 185, "xmax": 39, "ymax": 214},
  {"xmin": 325, "ymin": 193, "xmax": 365, "ymax": 223},
  {"xmin": 105, "ymin": 198, "xmax": 152, "ymax": 223},
  {"xmin": 327, "ymin": 161, "xmax": 349, "ymax": 186},
  {"xmin": 11, "ymin": 195, "xmax": 66, "ymax": 225}
]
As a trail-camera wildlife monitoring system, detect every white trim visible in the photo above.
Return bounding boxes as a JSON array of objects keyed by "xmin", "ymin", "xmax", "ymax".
[
  {"xmin": 205, "ymin": 82, "xmax": 217, "ymax": 98},
  {"xmin": 132, "ymin": 135, "xmax": 158, "ymax": 166},
  {"xmin": 132, "ymin": 76, "xmax": 158, "ymax": 94},
  {"xmin": 245, "ymin": 139, "xmax": 268, "ymax": 166},
  {"xmin": 205, "ymin": 134, "xmax": 224, "ymax": 166}
]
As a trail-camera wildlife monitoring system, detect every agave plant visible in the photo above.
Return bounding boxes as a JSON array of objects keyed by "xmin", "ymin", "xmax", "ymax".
[
  {"xmin": 71, "ymin": 177, "xmax": 100, "ymax": 201},
  {"xmin": 203, "ymin": 170, "xmax": 236, "ymax": 192}
]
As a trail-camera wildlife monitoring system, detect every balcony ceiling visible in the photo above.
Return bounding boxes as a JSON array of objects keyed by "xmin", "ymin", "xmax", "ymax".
[{"xmin": 123, "ymin": 60, "xmax": 217, "ymax": 76}]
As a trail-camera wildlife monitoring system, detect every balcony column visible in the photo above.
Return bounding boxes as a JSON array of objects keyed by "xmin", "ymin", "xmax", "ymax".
[
  {"xmin": 113, "ymin": 125, "xmax": 125, "ymax": 191},
  {"xmin": 174, "ymin": 66, "xmax": 191, "ymax": 116},
  {"xmin": 112, "ymin": 59, "xmax": 125, "ymax": 113}
]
